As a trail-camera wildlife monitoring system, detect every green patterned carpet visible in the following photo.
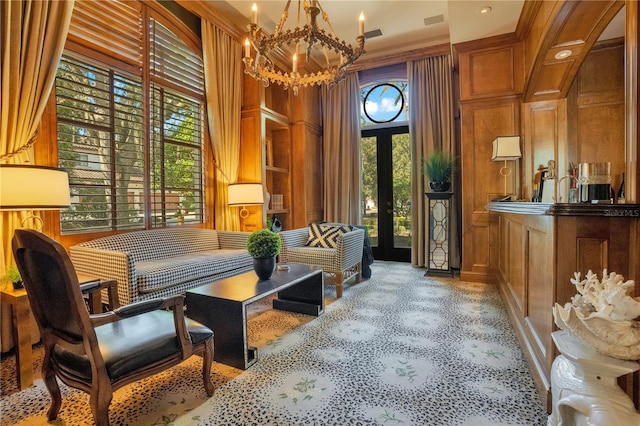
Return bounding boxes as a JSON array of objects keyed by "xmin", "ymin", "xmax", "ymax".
[{"xmin": 0, "ymin": 261, "xmax": 547, "ymax": 425}]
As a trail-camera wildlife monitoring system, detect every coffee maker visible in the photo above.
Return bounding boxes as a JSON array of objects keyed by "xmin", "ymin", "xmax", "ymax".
[{"xmin": 577, "ymin": 162, "xmax": 612, "ymax": 203}]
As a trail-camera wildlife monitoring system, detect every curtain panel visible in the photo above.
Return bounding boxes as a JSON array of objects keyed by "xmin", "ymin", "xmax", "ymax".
[
  {"xmin": 0, "ymin": 0, "xmax": 74, "ymax": 352},
  {"xmin": 408, "ymin": 54, "xmax": 460, "ymax": 268},
  {"xmin": 321, "ymin": 73, "xmax": 362, "ymax": 225},
  {"xmin": 202, "ymin": 21, "xmax": 242, "ymax": 231}
]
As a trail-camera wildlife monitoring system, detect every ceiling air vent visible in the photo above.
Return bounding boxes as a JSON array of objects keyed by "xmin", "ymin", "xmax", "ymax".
[
  {"xmin": 364, "ymin": 28, "xmax": 383, "ymax": 39},
  {"xmin": 424, "ymin": 15, "xmax": 444, "ymax": 26}
]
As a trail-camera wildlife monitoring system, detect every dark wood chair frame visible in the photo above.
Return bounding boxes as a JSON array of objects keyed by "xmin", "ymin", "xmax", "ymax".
[{"xmin": 12, "ymin": 229, "xmax": 214, "ymax": 426}]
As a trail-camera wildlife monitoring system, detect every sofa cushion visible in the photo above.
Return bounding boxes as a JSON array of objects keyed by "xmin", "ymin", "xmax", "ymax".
[
  {"xmin": 76, "ymin": 228, "xmax": 222, "ymax": 263},
  {"xmin": 305, "ymin": 223, "xmax": 353, "ymax": 248},
  {"xmin": 286, "ymin": 246, "xmax": 337, "ymax": 269},
  {"xmin": 136, "ymin": 249, "xmax": 251, "ymax": 293}
]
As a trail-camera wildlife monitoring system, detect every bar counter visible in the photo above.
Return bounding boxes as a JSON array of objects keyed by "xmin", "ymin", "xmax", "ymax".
[
  {"xmin": 485, "ymin": 201, "xmax": 640, "ymax": 412},
  {"xmin": 487, "ymin": 201, "xmax": 640, "ymax": 216}
]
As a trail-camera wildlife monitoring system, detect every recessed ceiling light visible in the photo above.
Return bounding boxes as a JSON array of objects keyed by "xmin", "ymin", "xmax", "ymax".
[
  {"xmin": 554, "ymin": 50, "xmax": 573, "ymax": 60},
  {"xmin": 480, "ymin": 6, "xmax": 492, "ymax": 14}
]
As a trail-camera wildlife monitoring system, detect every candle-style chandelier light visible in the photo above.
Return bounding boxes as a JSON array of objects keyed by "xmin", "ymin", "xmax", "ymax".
[{"xmin": 243, "ymin": 0, "xmax": 365, "ymax": 95}]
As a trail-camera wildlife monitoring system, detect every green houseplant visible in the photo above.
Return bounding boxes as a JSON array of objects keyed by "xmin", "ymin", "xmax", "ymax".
[
  {"xmin": 423, "ymin": 150, "xmax": 456, "ymax": 192},
  {"xmin": 247, "ymin": 229, "xmax": 282, "ymax": 280},
  {"xmin": 2, "ymin": 264, "xmax": 23, "ymax": 290}
]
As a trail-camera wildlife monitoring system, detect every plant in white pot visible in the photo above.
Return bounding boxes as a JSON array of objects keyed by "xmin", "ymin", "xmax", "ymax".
[
  {"xmin": 423, "ymin": 150, "xmax": 456, "ymax": 192},
  {"xmin": 247, "ymin": 228, "xmax": 282, "ymax": 280}
]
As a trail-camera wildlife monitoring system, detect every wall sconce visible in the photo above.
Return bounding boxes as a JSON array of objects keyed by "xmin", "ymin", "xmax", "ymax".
[
  {"xmin": 228, "ymin": 183, "xmax": 264, "ymax": 218},
  {"xmin": 491, "ymin": 136, "xmax": 522, "ymax": 197},
  {"xmin": 0, "ymin": 164, "xmax": 71, "ymax": 231}
]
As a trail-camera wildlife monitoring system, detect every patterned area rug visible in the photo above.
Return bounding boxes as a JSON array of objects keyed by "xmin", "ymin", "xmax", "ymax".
[{"xmin": 0, "ymin": 261, "xmax": 547, "ymax": 425}]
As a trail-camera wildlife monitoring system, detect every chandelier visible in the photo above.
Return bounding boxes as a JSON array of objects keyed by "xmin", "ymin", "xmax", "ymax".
[{"xmin": 243, "ymin": 1, "xmax": 365, "ymax": 95}]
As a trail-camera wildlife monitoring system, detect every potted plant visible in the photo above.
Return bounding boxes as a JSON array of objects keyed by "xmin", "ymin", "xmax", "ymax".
[
  {"xmin": 423, "ymin": 150, "xmax": 456, "ymax": 192},
  {"xmin": 247, "ymin": 228, "xmax": 282, "ymax": 280},
  {"xmin": 2, "ymin": 264, "xmax": 23, "ymax": 290}
]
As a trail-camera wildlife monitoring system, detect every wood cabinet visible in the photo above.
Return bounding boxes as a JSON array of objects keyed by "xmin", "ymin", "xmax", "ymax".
[
  {"xmin": 239, "ymin": 74, "xmax": 323, "ymax": 231},
  {"xmin": 488, "ymin": 202, "xmax": 640, "ymax": 412}
]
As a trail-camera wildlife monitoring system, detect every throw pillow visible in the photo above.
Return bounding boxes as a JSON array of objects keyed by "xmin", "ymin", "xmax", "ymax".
[{"xmin": 305, "ymin": 223, "xmax": 353, "ymax": 248}]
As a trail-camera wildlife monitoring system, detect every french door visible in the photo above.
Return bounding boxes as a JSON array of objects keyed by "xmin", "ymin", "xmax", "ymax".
[{"xmin": 361, "ymin": 125, "xmax": 411, "ymax": 262}]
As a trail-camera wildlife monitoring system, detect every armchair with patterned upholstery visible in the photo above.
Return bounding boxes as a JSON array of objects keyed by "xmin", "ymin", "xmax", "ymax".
[{"xmin": 278, "ymin": 223, "xmax": 365, "ymax": 298}]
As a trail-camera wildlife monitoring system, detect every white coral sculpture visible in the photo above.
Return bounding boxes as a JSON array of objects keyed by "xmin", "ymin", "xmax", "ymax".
[
  {"xmin": 553, "ymin": 269, "xmax": 640, "ymax": 360},
  {"xmin": 568, "ymin": 269, "xmax": 640, "ymax": 321}
]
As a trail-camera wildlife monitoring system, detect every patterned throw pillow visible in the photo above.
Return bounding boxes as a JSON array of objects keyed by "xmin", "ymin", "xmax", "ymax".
[{"xmin": 305, "ymin": 223, "xmax": 353, "ymax": 248}]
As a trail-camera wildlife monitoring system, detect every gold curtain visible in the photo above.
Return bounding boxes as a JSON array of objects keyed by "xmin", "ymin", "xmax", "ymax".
[
  {"xmin": 201, "ymin": 21, "xmax": 242, "ymax": 231},
  {"xmin": 0, "ymin": 0, "xmax": 74, "ymax": 351},
  {"xmin": 321, "ymin": 72, "xmax": 362, "ymax": 224},
  {"xmin": 408, "ymin": 54, "xmax": 460, "ymax": 268}
]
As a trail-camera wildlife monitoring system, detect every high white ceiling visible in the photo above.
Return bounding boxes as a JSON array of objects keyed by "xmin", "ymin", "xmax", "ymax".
[
  {"xmin": 208, "ymin": 0, "xmax": 525, "ymax": 59},
  {"xmin": 206, "ymin": 0, "xmax": 625, "ymax": 62}
]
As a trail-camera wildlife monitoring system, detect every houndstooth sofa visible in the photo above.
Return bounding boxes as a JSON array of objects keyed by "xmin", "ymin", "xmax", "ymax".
[
  {"xmin": 278, "ymin": 224, "xmax": 365, "ymax": 298},
  {"xmin": 70, "ymin": 228, "xmax": 252, "ymax": 305}
]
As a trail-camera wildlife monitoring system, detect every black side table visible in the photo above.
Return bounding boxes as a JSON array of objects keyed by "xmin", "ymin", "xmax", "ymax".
[{"xmin": 425, "ymin": 192, "xmax": 453, "ymax": 277}]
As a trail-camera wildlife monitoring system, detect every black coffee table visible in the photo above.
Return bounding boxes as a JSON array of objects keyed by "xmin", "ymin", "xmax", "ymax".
[{"xmin": 185, "ymin": 263, "xmax": 324, "ymax": 370}]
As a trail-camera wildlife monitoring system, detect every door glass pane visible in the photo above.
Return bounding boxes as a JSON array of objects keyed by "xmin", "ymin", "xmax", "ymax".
[
  {"xmin": 361, "ymin": 136, "xmax": 378, "ymax": 247},
  {"xmin": 392, "ymin": 133, "xmax": 411, "ymax": 248}
]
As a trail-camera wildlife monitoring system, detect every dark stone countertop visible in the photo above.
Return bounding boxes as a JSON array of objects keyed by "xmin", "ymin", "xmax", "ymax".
[{"xmin": 486, "ymin": 202, "xmax": 640, "ymax": 217}]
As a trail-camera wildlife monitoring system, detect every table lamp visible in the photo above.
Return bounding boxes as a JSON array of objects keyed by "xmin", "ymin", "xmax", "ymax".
[
  {"xmin": 227, "ymin": 183, "xmax": 264, "ymax": 218},
  {"xmin": 0, "ymin": 164, "xmax": 71, "ymax": 230},
  {"xmin": 491, "ymin": 136, "xmax": 522, "ymax": 197}
]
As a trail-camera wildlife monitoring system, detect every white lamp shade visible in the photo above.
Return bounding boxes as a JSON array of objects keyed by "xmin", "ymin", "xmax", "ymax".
[
  {"xmin": 0, "ymin": 165, "xmax": 71, "ymax": 210},
  {"xmin": 491, "ymin": 136, "xmax": 522, "ymax": 161},
  {"xmin": 228, "ymin": 183, "xmax": 264, "ymax": 206}
]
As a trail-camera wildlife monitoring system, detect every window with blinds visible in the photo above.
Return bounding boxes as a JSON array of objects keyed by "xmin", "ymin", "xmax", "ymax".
[
  {"xmin": 57, "ymin": 55, "xmax": 145, "ymax": 233},
  {"xmin": 57, "ymin": 1, "xmax": 205, "ymax": 234},
  {"xmin": 149, "ymin": 88, "xmax": 204, "ymax": 227}
]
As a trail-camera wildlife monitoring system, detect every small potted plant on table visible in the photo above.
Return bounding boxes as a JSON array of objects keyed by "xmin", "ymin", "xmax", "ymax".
[
  {"xmin": 247, "ymin": 228, "xmax": 282, "ymax": 280},
  {"xmin": 2, "ymin": 264, "xmax": 24, "ymax": 290}
]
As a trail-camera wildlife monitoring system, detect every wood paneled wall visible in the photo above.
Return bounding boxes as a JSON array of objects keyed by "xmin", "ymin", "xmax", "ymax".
[
  {"xmin": 458, "ymin": 40, "xmax": 524, "ymax": 101},
  {"xmin": 291, "ymin": 86, "xmax": 323, "ymax": 227},
  {"xmin": 460, "ymin": 97, "xmax": 521, "ymax": 282},
  {"xmin": 570, "ymin": 40, "xmax": 626, "ymax": 192},
  {"xmin": 456, "ymin": 3, "xmax": 631, "ymax": 281},
  {"xmin": 522, "ymin": 100, "xmax": 567, "ymax": 202},
  {"xmin": 456, "ymin": 39, "xmax": 524, "ymax": 282}
]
